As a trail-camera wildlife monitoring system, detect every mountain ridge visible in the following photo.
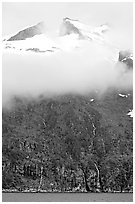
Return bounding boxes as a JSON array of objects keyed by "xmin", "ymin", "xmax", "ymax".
[
  {"xmin": 2, "ymin": 18, "xmax": 133, "ymax": 68},
  {"xmin": 7, "ymin": 21, "xmax": 46, "ymax": 41}
]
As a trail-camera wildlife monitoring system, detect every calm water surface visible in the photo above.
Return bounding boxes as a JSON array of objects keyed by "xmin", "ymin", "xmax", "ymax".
[{"xmin": 2, "ymin": 193, "xmax": 133, "ymax": 202}]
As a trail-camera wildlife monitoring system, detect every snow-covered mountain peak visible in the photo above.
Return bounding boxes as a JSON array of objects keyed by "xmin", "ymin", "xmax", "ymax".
[
  {"xmin": 60, "ymin": 17, "xmax": 110, "ymax": 41},
  {"xmin": 2, "ymin": 18, "xmax": 133, "ymax": 65},
  {"xmin": 59, "ymin": 17, "xmax": 83, "ymax": 37},
  {"xmin": 2, "ymin": 18, "xmax": 112, "ymax": 55},
  {"xmin": 63, "ymin": 17, "xmax": 79, "ymax": 22},
  {"xmin": 7, "ymin": 21, "xmax": 46, "ymax": 41}
]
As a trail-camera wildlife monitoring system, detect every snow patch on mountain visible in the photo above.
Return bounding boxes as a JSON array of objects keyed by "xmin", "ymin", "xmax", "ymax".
[
  {"xmin": 127, "ymin": 109, "xmax": 133, "ymax": 117},
  {"xmin": 3, "ymin": 34, "xmax": 60, "ymax": 54},
  {"xmin": 119, "ymin": 93, "xmax": 130, "ymax": 98}
]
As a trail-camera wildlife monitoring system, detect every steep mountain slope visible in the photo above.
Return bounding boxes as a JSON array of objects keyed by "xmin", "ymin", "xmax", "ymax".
[
  {"xmin": 59, "ymin": 18, "xmax": 83, "ymax": 37},
  {"xmin": 7, "ymin": 21, "xmax": 46, "ymax": 41},
  {"xmin": 2, "ymin": 89, "xmax": 133, "ymax": 192},
  {"xmin": 60, "ymin": 17, "xmax": 109, "ymax": 41}
]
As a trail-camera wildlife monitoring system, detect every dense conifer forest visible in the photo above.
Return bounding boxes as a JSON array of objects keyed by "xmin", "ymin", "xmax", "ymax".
[{"xmin": 2, "ymin": 91, "xmax": 133, "ymax": 192}]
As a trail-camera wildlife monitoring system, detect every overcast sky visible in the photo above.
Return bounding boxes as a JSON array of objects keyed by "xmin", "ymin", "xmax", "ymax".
[{"xmin": 2, "ymin": 2, "xmax": 133, "ymax": 42}]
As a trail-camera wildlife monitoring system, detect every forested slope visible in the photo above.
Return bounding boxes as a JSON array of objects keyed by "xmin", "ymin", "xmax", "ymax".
[{"xmin": 2, "ymin": 90, "xmax": 133, "ymax": 192}]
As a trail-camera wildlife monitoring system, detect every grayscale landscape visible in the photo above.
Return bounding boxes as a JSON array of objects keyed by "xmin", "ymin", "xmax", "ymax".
[{"xmin": 2, "ymin": 2, "xmax": 133, "ymax": 202}]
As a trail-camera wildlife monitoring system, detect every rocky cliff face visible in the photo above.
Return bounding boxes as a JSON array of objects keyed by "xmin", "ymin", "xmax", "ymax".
[
  {"xmin": 118, "ymin": 50, "xmax": 133, "ymax": 69},
  {"xmin": 7, "ymin": 22, "xmax": 46, "ymax": 41},
  {"xmin": 59, "ymin": 17, "xmax": 83, "ymax": 37}
]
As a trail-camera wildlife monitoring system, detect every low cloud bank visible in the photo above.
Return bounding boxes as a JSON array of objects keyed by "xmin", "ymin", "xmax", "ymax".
[{"xmin": 2, "ymin": 39, "xmax": 133, "ymax": 107}]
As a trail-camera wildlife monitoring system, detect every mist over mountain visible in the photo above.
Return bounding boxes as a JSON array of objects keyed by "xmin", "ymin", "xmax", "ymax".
[
  {"xmin": 2, "ymin": 15, "xmax": 133, "ymax": 193},
  {"xmin": 2, "ymin": 18, "xmax": 133, "ymax": 107}
]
